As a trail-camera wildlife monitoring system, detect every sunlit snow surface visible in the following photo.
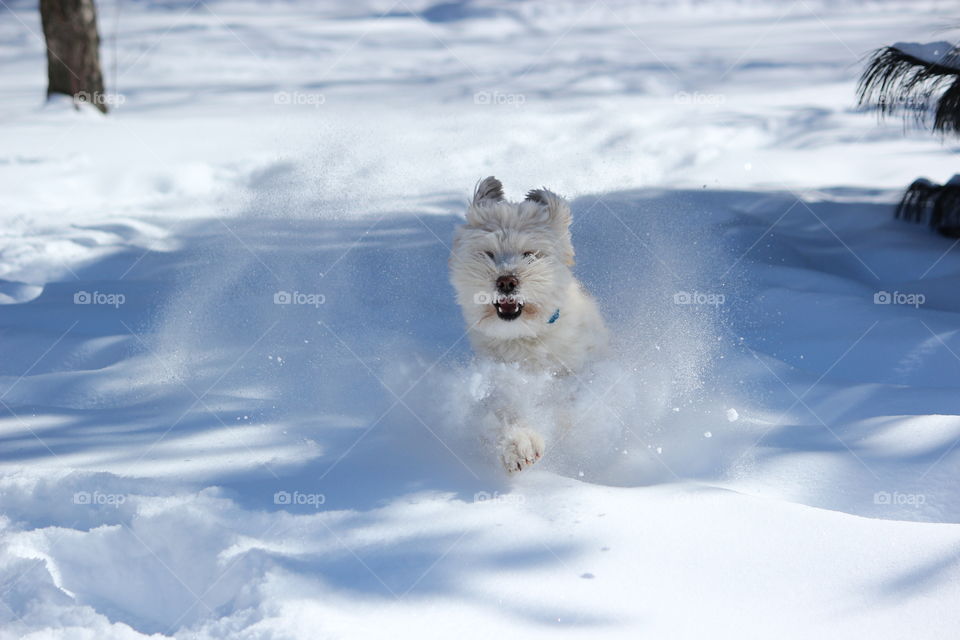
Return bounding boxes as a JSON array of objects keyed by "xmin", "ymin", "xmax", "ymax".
[{"xmin": 1, "ymin": 0, "xmax": 960, "ymax": 637}]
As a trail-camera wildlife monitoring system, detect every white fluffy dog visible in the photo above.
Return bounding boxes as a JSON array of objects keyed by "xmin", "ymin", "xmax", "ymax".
[{"xmin": 449, "ymin": 177, "xmax": 608, "ymax": 472}]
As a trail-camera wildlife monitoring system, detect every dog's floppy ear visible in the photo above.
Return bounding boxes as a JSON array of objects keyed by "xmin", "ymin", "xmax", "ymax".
[
  {"xmin": 473, "ymin": 176, "xmax": 504, "ymax": 206},
  {"xmin": 526, "ymin": 187, "xmax": 575, "ymax": 265},
  {"xmin": 466, "ymin": 176, "xmax": 504, "ymax": 227},
  {"xmin": 525, "ymin": 188, "xmax": 572, "ymax": 230}
]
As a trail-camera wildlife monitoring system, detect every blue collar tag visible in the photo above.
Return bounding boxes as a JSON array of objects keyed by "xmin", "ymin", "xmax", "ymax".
[{"xmin": 547, "ymin": 309, "xmax": 560, "ymax": 324}]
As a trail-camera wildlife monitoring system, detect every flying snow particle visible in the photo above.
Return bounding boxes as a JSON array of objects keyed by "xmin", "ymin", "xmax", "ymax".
[{"xmin": 726, "ymin": 408, "xmax": 739, "ymax": 422}]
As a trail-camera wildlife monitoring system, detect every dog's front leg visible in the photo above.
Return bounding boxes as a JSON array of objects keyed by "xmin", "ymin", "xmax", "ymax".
[{"xmin": 492, "ymin": 406, "xmax": 544, "ymax": 473}]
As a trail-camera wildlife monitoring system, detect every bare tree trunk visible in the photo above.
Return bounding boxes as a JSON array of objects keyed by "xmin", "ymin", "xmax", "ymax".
[{"xmin": 39, "ymin": 0, "xmax": 107, "ymax": 113}]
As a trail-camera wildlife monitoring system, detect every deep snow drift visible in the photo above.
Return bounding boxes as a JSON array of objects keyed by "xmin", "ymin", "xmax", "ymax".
[{"xmin": 2, "ymin": 0, "xmax": 960, "ymax": 638}]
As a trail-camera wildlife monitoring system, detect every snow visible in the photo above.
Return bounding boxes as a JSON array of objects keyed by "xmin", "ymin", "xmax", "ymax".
[
  {"xmin": 893, "ymin": 41, "xmax": 960, "ymax": 68},
  {"xmin": 2, "ymin": 0, "xmax": 960, "ymax": 637}
]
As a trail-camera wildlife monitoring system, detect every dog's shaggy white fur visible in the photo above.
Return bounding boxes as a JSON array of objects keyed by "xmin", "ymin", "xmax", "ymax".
[{"xmin": 450, "ymin": 177, "xmax": 608, "ymax": 472}]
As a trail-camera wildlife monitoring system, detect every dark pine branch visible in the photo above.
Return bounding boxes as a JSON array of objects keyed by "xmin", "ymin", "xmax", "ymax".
[
  {"xmin": 895, "ymin": 177, "xmax": 960, "ymax": 238},
  {"xmin": 857, "ymin": 44, "xmax": 960, "ymax": 135}
]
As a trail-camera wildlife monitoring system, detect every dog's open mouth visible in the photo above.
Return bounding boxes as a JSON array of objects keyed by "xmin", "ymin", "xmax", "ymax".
[{"xmin": 494, "ymin": 295, "xmax": 524, "ymax": 321}]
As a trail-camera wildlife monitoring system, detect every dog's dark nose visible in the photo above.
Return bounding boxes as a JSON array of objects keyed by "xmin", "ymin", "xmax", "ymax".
[{"xmin": 496, "ymin": 275, "xmax": 518, "ymax": 293}]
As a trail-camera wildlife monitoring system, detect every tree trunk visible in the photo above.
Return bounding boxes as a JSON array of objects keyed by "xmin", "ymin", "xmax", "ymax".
[{"xmin": 39, "ymin": 0, "xmax": 107, "ymax": 113}]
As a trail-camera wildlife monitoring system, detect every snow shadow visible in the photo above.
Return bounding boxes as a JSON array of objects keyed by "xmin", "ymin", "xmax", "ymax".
[{"xmin": 4, "ymin": 187, "xmax": 960, "ymax": 521}]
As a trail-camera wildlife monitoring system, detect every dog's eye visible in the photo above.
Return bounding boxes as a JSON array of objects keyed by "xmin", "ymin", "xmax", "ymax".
[
  {"xmin": 483, "ymin": 251, "xmax": 495, "ymax": 261},
  {"xmin": 523, "ymin": 251, "xmax": 541, "ymax": 260}
]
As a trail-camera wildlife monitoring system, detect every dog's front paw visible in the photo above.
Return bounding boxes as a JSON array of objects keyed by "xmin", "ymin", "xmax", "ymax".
[{"xmin": 501, "ymin": 428, "xmax": 544, "ymax": 473}]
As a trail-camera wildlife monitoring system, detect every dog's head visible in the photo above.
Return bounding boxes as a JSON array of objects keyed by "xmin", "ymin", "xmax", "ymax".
[{"xmin": 450, "ymin": 176, "xmax": 576, "ymax": 339}]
